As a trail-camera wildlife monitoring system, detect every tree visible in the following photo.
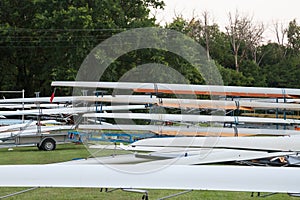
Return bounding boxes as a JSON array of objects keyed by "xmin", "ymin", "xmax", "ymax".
[
  {"xmin": 272, "ymin": 20, "xmax": 287, "ymax": 46},
  {"xmin": 202, "ymin": 11, "xmax": 210, "ymax": 60},
  {"xmin": 225, "ymin": 11, "xmax": 264, "ymax": 71},
  {"xmin": 165, "ymin": 15, "xmax": 190, "ymax": 33},
  {"xmin": 287, "ymin": 19, "xmax": 300, "ymax": 54},
  {"xmin": 186, "ymin": 11, "xmax": 215, "ymax": 60},
  {"xmin": 264, "ymin": 56, "xmax": 300, "ymax": 88},
  {"xmin": 258, "ymin": 42, "xmax": 286, "ymax": 67},
  {"xmin": 0, "ymin": 0, "xmax": 164, "ymax": 96},
  {"xmin": 217, "ymin": 63, "xmax": 254, "ymax": 86},
  {"xmin": 183, "ymin": 13, "xmax": 232, "ymax": 69}
]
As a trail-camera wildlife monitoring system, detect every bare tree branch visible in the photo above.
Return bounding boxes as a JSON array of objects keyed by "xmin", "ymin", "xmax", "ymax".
[
  {"xmin": 272, "ymin": 21, "xmax": 287, "ymax": 45},
  {"xmin": 226, "ymin": 10, "xmax": 264, "ymax": 71}
]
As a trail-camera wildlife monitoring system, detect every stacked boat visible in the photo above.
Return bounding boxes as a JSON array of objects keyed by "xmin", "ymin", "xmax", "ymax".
[{"xmin": 1, "ymin": 81, "xmax": 300, "ymax": 195}]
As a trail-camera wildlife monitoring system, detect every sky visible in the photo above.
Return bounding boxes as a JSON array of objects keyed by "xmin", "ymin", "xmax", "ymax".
[{"xmin": 152, "ymin": 0, "xmax": 300, "ymax": 42}]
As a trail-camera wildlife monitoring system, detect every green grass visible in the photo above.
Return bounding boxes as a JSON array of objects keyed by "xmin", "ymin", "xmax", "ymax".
[
  {"xmin": 0, "ymin": 144, "xmax": 89, "ymax": 165},
  {"xmin": 0, "ymin": 144, "xmax": 298, "ymax": 199}
]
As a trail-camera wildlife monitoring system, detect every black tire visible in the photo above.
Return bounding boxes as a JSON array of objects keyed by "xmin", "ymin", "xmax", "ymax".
[
  {"xmin": 37, "ymin": 143, "xmax": 44, "ymax": 151},
  {"xmin": 41, "ymin": 138, "xmax": 56, "ymax": 151}
]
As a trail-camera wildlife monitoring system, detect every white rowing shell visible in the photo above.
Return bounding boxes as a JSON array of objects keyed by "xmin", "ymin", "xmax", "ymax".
[
  {"xmin": 75, "ymin": 95, "xmax": 300, "ymax": 111},
  {"xmin": 51, "ymin": 81, "xmax": 300, "ymax": 98},
  {"xmin": 0, "ymin": 121, "xmax": 37, "ymax": 133},
  {"xmin": 0, "ymin": 105, "xmax": 146, "ymax": 116},
  {"xmin": 83, "ymin": 112, "xmax": 300, "ymax": 124},
  {"xmin": 0, "ymin": 96, "xmax": 75, "ymax": 103},
  {"xmin": 0, "ymin": 125, "xmax": 74, "ymax": 139},
  {"xmin": 129, "ymin": 136, "xmax": 300, "ymax": 151},
  {"xmin": 79, "ymin": 124, "xmax": 300, "ymax": 136},
  {"xmin": 0, "ymin": 164, "xmax": 300, "ymax": 193},
  {"xmin": 135, "ymin": 150, "xmax": 295, "ymax": 165},
  {"xmin": 56, "ymin": 149, "xmax": 294, "ymax": 165}
]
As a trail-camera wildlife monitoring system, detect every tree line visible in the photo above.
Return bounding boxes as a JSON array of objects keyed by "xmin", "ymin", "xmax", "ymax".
[{"xmin": 0, "ymin": 0, "xmax": 300, "ymax": 97}]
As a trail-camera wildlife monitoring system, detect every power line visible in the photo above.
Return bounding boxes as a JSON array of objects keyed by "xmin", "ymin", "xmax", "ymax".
[{"xmin": 0, "ymin": 28, "xmax": 127, "ymax": 32}]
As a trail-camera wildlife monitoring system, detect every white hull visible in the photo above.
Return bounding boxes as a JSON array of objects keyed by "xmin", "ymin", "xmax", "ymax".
[
  {"xmin": 79, "ymin": 124, "xmax": 300, "ymax": 136},
  {"xmin": 83, "ymin": 112, "xmax": 300, "ymax": 124},
  {"xmin": 76, "ymin": 95, "xmax": 300, "ymax": 111},
  {"xmin": 51, "ymin": 81, "xmax": 300, "ymax": 98},
  {"xmin": 0, "ymin": 105, "xmax": 146, "ymax": 116},
  {"xmin": 0, "ymin": 164, "xmax": 300, "ymax": 193},
  {"xmin": 129, "ymin": 136, "xmax": 300, "ymax": 151}
]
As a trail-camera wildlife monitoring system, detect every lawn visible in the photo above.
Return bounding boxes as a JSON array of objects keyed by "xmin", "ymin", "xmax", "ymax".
[{"xmin": 0, "ymin": 144, "xmax": 297, "ymax": 199}]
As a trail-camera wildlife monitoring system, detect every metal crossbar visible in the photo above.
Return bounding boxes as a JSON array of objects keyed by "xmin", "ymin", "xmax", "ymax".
[{"xmin": 0, "ymin": 187, "xmax": 39, "ymax": 199}]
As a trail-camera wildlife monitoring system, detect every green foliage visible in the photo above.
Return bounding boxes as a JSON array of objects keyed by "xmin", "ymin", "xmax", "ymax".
[
  {"xmin": 264, "ymin": 55, "xmax": 300, "ymax": 88},
  {"xmin": 208, "ymin": 31, "xmax": 234, "ymax": 69},
  {"xmin": 258, "ymin": 43, "xmax": 286, "ymax": 67},
  {"xmin": 287, "ymin": 19, "xmax": 300, "ymax": 54},
  {"xmin": 165, "ymin": 16, "xmax": 190, "ymax": 34},
  {"xmin": 1, "ymin": 2, "xmax": 300, "ymax": 94},
  {"xmin": 0, "ymin": 0, "xmax": 164, "ymax": 96},
  {"xmin": 217, "ymin": 63, "xmax": 253, "ymax": 86},
  {"xmin": 165, "ymin": 17, "xmax": 300, "ymax": 89},
  {"xmin": 239, "ymin": 60, "xmax": 266, "ymax": 86}
]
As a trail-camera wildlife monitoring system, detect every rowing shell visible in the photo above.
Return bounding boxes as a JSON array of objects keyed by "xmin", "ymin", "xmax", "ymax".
[
  {"xmin": 83, "ymin": 112, "xmax": 300, "ymax": 124},
  {"xmin": 58, "ymin": 149, "xmax": 294, "ymax": 165},
  {"xmin": 52, "ymin": 81, "xmax": 300, "ymax": 98},
  {"xmin": 75, "ymin": 95, "xmax": 300, "ymax": 111},
  {"xmin": 79, "ymin": 124, "xmax": 300, "ymax": 137},
  {"xmin": 0, "ymin": 96, "xmax": 75, "ymax": 103},
  {"xmin": 129, "ymin": 136, "xmax": 300, "ymax": 152},
  {"xmin": 0, "ymin": 164, "xmax": 300, "ymax": 193},
  {"xmin": 134, "ymin": 150, "xmax": 295, "ymax": 165},
  {"xmin": 0, "ymin": 105, "xmax": 146, "ymax": 116},
  {"xmin": 0, "ymin": 125, "xmax": 74, "ymax": 140}
]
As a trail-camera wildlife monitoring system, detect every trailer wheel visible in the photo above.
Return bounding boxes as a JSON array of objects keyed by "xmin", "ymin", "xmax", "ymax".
[
  {"xmin": 37, "ymin": 143, "xmax": 44, "ymax": 151},
  {"xmin": 41, "ymin": 138, "xmax": 56, "ymax": 151}
]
